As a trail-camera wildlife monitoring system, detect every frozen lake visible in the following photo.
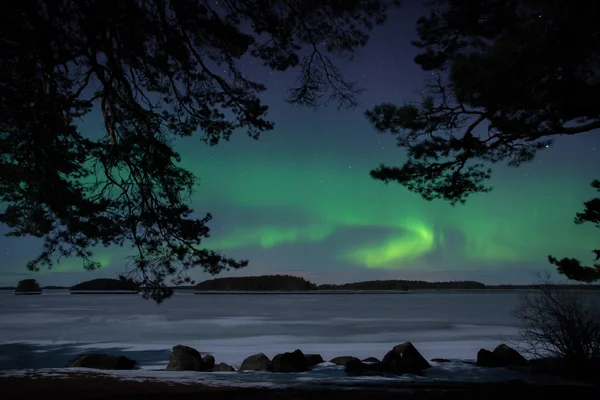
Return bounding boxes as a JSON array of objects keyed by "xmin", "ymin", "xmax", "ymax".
[{"xmin": 0, "ymin": 289, "xmax": 527, "ymax": 373}]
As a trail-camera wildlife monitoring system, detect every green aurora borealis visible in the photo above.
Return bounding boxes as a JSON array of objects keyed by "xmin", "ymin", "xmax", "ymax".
[
  {"xmin": 184, "ymin": 131, "xmax": 597, "ymax": 273},
  {"xmin": 0, "ymin": 4, "xmax": 598, "ymax": 286}
]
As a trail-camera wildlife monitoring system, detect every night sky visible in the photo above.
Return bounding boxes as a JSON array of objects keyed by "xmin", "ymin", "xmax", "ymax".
[{"xmin": 1, "ymin": 3, "xmax": 598, "ymax": 287}]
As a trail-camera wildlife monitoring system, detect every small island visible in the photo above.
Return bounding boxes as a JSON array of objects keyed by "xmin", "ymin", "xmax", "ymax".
[
  {"xmin": 14, "ymin": 279, "xmax": 43, "ymax": 295},
  {"xmin": 70, "ymin": 278, "xmax": 140, "ymax": 294},
  {"xmin": 194, "ymin": 275, "xmax": 317, "ymax": 292}
]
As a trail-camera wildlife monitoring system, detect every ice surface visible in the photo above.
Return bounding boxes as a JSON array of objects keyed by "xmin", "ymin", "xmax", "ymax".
[{"xmin": 0, "ymin": 289, "xmax": 543, "ymax": 385}]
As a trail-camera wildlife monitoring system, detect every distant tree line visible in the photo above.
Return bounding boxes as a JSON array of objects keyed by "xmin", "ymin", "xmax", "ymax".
[
  {"xmin": 193, "ymin": 276, "xmax": 600, "ymax": 291},
  {"xmin": 487, "ymin": 284, "xmax": 600, "ymax": 291},
  {"xmin": 194, "ymin": 275, "xmax": 317, "ymax": 291},
  {"xmin": 70, "ymin": 277, "xmax": 139, "ymax": 291},
  {"xmin": 193, "ymin": 275, "xmax": 487, "ymax": 291},
  {"xmin": 5, "ymin": 276, "xmax": 600, "ymax": 292},
  {"xmin": 319, "ymin": 279, "xmax": 486, "ymax": 291}
]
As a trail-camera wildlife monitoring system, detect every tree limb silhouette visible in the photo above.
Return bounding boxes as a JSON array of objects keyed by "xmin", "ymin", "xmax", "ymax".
[{"xmin": 0, "ymin": 0, "xmax": 399, "ymax": 302}]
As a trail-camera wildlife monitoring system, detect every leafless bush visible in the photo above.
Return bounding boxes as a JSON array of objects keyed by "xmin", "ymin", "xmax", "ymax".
[{"xmin": 515, "ymin": 277, "xmax": 600, "ymax": 368}]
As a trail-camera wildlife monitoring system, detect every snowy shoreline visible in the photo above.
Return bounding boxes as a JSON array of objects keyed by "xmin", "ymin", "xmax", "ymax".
[
  {"xmin": 1, "ymin": 371, "xmax": 596, "ymax": 400},
  {"xmin": 0, "ymin": 341, "xmax": 581, "ymax": 389},
  {"xmin": 0, "ymin": 360, "xmax": 585, "ymax": 387},
  {"xmin": 2, "ymin": 291, "xmax": 571, "ymax": 389}
]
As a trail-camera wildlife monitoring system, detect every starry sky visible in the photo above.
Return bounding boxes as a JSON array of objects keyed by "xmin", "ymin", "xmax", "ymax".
[{"xmin": 1, "ymin": 3, "xmax": 598, "ymax": 287}]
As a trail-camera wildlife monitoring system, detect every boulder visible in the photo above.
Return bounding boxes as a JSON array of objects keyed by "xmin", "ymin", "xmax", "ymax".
[
  {"xmin": 477, "ymin": 344, "xmax": 526, "ymax": 367},
  {"xmin": 202, "ymin": 354, "xmax": 215, "ymax": 370},
  {"xmin": 68, "ymin": 354, "xmax": 136, "ymax": 370},
  {"xmin": 345, "ymin": 359, "xmax": 385, "ymax": 376},
  {"xmin": 239, "ymin": 353, "xmax": 271, "ymax": 371},
  {"xmin": 431, "ymin": 358, "xmax": 451, "ymax": 363},
  {"xmin": 477, "ymin": 349, "xmax": 497, "ymax": 367},
  {"xmin": 305, "ymin": 354, "xmax": 324, "ymax": 367},
  {"xmin": 166, "ymin": 345, "xmax": 207, "ymax": 371},
  {"xmin": 362, "ymin": 357, "xmax": 381, "ymax": 363},
  {"xmin": 330, "ymin": 356, "xmax": 360, "ymax": 366},
  {"xmin": 381, "ymin": 342, "xmax": 431, "ymax": 375},
  {"xmin": 493, "ymin": 344, "xmax": 527, "ymax": 366},
  {"xmin": 213, "ymin": 362, "xmax": 235, "ymax": 372},
  {"xmin": 268, "ymin": 349, "xmax": 309, "ymax": 373}
]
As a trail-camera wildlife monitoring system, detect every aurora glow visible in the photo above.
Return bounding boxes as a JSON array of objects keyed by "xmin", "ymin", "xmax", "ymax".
[{"xmin": 0, "ymin": 3, "xmax": 598, "ymax": 286}]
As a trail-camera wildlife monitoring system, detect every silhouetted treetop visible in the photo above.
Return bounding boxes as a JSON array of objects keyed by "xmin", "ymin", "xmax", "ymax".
[
  {"xmin": 367, "ymin": 0, "xmax": 600, "ymax": 204},
  {"xmin": 366, "ymin": 0, "xmax": 599, "ymax": 283},
  {"xmin": 0, "ymin": 0, "xmax": 399, "ymax": 302},
  {"xmin": 549, "ymin": 180, "xmax": 600, "ymax": 283}
]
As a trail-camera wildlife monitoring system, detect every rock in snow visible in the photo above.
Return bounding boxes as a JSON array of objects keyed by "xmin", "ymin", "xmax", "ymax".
[
  {"xmin": 268, "ymin": 349, "xmax": 309, "ymax": 373},
  {"xmin": 381, "ymin": 342, "xmax": 432, "ymax": 375},
  {"xmin": 202, "ymin": 354, "xmax": 216, "ymax": 370},
  {"xmin": 345, "ymin": 359, "xmax": 385, "ymax": 376},
  {"xmin": 239, "ymin": 353, "xmax": 271, "ymax": 371},
  {"xmin": 477, "ymin": 344, "xmax": 526, "ymax": 367},
  {"xmin": 330, "ymin": 356, "xmax": 360, "ymax": 366},
  {"xmin": 305, "ymin": 354, "xmax": 324, "ymax": 367},
  {"xmin": 166, "ymin": 345, "xmax": 209, "ymax": 371},
  {"xmin": 213, "ymin": 362, "xmax": 236, "ymax": 372}
]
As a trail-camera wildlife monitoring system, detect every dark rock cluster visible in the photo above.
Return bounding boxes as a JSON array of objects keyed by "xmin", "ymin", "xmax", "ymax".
[{"xmin": 65, "ymin": 342, "xmax": 533, "ymax": 378}]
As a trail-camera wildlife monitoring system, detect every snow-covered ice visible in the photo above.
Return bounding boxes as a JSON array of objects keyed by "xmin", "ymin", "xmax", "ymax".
[
  {"xmin": 0, "ymin": 361, "xmax": 576, "ymax": 388},
  {"xmin": 0, "ymin": 289, "xmax": 556, "ymax": 386}
]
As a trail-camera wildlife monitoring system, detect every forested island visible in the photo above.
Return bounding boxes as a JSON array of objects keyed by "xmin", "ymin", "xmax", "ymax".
[
  {"xmin": 194, "ymin": 275, "xmax": 488, "ymax": 291},
  {"xmin": 193, "ymin": 275, "xmax": 600, "ymax": 292},
  {"xmin": 14, "ymin": 279, "xmax": 42, "ymax": 295},
  {"xmin": 70, "ymin": 278, "xmax": 139, "ymax": 293},
  {"xmin": 194, "ymin": 275, "xmax": 486, "ymax": 291},
  {"xmin": 195, "ymin": 275, "xmax": 317, "ymax": 291}
]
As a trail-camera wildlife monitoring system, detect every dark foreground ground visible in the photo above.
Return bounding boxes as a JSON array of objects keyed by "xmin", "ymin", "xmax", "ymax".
[{"xmin": 1, "ymin": 373, "xmax": 598, "ymax": 400}]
